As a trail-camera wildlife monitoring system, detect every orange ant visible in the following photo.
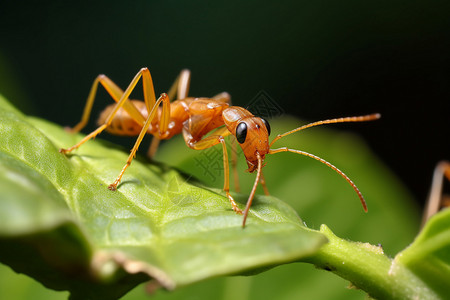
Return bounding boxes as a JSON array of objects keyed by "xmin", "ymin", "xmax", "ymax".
[{"xmin": 60, "ymin": 67, "xmax": 380, "ymax": 227}]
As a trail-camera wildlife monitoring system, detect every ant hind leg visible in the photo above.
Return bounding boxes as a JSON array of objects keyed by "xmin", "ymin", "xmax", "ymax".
[{"xmin": 69, "ymin": 74, "xmax": 147, "ymax": 134}]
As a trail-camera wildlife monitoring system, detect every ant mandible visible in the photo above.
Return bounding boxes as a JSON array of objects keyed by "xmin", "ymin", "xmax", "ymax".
[{"xmin": 60, "ymin": 68, "xmax": 380, "ymax": 227}]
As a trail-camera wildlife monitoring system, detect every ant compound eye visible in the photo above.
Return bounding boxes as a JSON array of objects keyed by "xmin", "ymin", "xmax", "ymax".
[
  {"xmin": 236, "ymin": 122, "xmax": 248, "ymax": 144},
  {"xmin": 261, "ymin": 118, "xmax": 271, "ymax": 136}
]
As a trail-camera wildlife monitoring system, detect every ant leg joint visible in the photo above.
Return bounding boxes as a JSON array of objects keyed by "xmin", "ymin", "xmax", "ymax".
[
  {"xmin": 226, "ymin": 192, "xmax": 243, "ymax": 214},
  {"xmin": 59, "ymin": 147, "xmax": 76, "ymax": 155}
]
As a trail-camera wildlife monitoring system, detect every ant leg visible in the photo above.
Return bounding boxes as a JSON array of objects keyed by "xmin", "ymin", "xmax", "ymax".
[
  {"xmin": 109, "ymin": 93, "xmax": 170, "ymax": 190},
  {"xmin": 147, "ymin": 137, "xmax": 160, "ymax": 159},
  {"xmin": 167, "ymin": 69, "xmax": 191, "ymax": 100},
  {"xmin": 60, "ymin": 68, "xmax": 157, "ymax": 154},
  {"xmin": 260, "ymin": 171, "xmax": 270, "ymax": 195},
  {"xmin": 70, "ymin": 74, "xmax": 147, "ymax": 133},
  {"xmin": 146, "ymin": 69, "xmax": 191, "ymax": 158},
  {"xmin": 212, "ymin": 92, "xmax": 231, "ymax": 104},
  {"xmin": 230, "ymin": 136, "xmax": 241, "ymax": 192},
  {"xmin": 181, "ymin": 100, "xmax": 239, "ymax": 212},
  {"xmin": 184, "ymin": 131, "xmax": 242, "ymax": 214},
  {"xmin": 422, "ymin": 161, "xmax": 450, "ymax": 226}
]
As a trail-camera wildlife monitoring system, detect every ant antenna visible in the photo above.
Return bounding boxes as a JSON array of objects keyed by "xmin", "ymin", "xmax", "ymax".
[
  {"xmin": 266, "ymin": 114, "xmax": 380, "ymax": 213},
  {"xmin": 268, "ymin": 147, "xmax": 367, "ymax": 212},
  {"xmin": 269, "ymin": 114, "xmax": 380, "ymax": 147}
]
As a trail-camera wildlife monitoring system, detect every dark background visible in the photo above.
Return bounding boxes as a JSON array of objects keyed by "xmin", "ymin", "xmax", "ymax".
[{"xmin": 1, "ymin": 0, "xmax": 449, "ymax": 209}]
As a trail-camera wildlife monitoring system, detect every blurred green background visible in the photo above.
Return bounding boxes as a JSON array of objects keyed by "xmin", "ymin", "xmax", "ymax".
[{"xmin": 0, "ymin": 0, "xmax": 449, "ymax": 299}]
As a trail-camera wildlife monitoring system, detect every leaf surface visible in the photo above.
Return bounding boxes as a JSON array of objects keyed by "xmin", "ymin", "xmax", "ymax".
[{"xmin": 0, "ymin": 95, "xmax": 326, "ymax": 299}]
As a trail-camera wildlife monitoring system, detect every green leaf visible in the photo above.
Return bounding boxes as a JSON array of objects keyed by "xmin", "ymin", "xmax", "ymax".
[
  {"xmin": 0, "ymin": 94, "xmax": 326, "ymax": 299},
  {"xmin": 395, "ymin": 207, "xmax": 450, "ymax": 297}
]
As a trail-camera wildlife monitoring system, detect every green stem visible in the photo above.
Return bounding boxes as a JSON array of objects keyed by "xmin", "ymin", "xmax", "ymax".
[{"xmin": 303, "ymin": 225, "xmax": 439, "ymax": 300}]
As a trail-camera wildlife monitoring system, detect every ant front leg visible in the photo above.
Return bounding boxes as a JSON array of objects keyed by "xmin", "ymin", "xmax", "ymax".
[
  {"xmin": 182, "ymin": 99, "xmax": 241, "ymax": 213},
  {"xmin": 183, "ymin": 128, "xmax": 242, "ymax": 214},
  {"xmin": 230, "ymin": 136, "xmax": 241, "ymax": 192},
  {"xmin": 422, "ymin": 161, "xmax": 450, "ymax": 227},
  {"xmin": 260, "ymin": 171, "xmax": 270, "ymax": 195}
]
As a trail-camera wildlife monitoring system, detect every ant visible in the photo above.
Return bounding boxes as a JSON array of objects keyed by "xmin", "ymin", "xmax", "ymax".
[{"xmin": 60, "ymin": 68, "xmax": 380, "ymax": 227}]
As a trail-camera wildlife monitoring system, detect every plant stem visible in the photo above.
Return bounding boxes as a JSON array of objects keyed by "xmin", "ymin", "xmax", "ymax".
[{"xmin": 303, "ymin": 225, "xmax": 439, "ymax": 300}]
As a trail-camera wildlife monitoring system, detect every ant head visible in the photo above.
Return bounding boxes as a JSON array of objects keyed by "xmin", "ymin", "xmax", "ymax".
[{"xmin": 223, "ymin": 107, "xmax": 271, "ymax": 172}]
